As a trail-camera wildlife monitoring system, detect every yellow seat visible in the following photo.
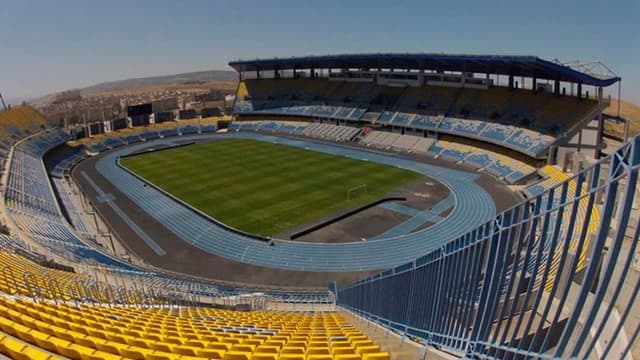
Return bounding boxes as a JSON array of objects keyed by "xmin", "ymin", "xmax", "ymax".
[
  {"xmin": 230, "ymin": 344, "xmax": 255, "ymax": 352},
  {"xmin": 279, "ymin": 355, "xmax": 305, "ymax": 360},
  {"xmin": 80, "ymin": 349, "xmax": 124, "ymax": 360},
  {"xmin": 75, "ymin": 335, "xmax": 108, "ymax": 349},
  {"xmin": 330, "ymin": 341, "xmax": 351, "ymax": 348},
  {"xmin": 222, "ymin": 338, "xmax": 241, "ymax": 345},
  {"xmin": 306, "ymin": 347, "xmax": 330, "ymax": 355},
  {"xmin": 286, "ymin": 341, "xmax": 307, "ymax": 348},
  {"xmin": 94, "ymin": 341, "xmax": 126, "ymax": 355},
  {"xmin": 350, "ymin": 339, "xmax": 372, "ymax": 347},
  {"xmin": 148, "ymin": 342, "xmax": 173, "ymax": 352},
  {"xmin": 183, "ymin": 339, "xmax": 205, "ymax": 347},
  {"xmin": 87, "ymin": 328, "xmax": 108, "ymax": 340},
  {"xmin": 200, "ymin": 335, "xmax": 220, "ymax": 342},
  {"xmin": 196, "ymin": 348, "xmax": 225, "ymax": 359},
  {"xmin": 172, "ymin": 345, "xmax": 199, "ymax": 356},
  {"xmin": 281, "ymin": 346, "xmax": 305, "ymax": 354},
  {"xmin": 106, "ymin": 333, "xmax": 128, "ymax": 344},
  {"xmin": 255, "ymin": 345, "xmax": 279, "ymax": 353},
  {"xmin": 144, "ymin": 353, "xmax": 181, "ymax": 360},
  {"xmin": 308, "ymin": 341, "xmax": 328, "ymax": 347},
  {"xmin": 306, "ymin": 355, "xmax": 333, "ymax": 360},
  {"xmin": 0, "ymin": 335, "xmax": 58, "ymax": 360},
  {"xmin": 250, "ymin": 353, "xmax": 278, "ymax": 360},
  {"xmin": 143, "ymin": 334, "xmax": 163, "ymax": 342},
  {"xmin": 335, "ymin": 355, "xmax": 361, "ymax": 360},
  {"xmin": 262, "ymin": 340, "xmax": 285, "ymax": 348},
  {"xmin": 145, "ymin": 353, "xmax": 182, "ymax": 360},
  {"xmin": 356, "ymin": 345, "xmax": 381, "ymax": 354},
  {"xmin": 32, "ymin": 334, "xmax": 66, "ymax": 353},
  {"xmin": 127, "ymin": 337, "xmax": 150, "ymax": 348},
  {"xmin": 120, "ymin": 347, "xmax": 152, "ymax": 360},
  {"xmin": 242, "ymin": 338, "xmax": 263, "ymax": 346},
  {"xmin": 55, "ymin": 343, "xmax": 86, "ymax": 359},
  {"xmin": 362, "ymin": 352, "xmax": 391, "ymax": 360},
  {"xmin": 223, "ymin": 351, "xmax": 252, "ymax": 360},
  {"xmin": 207, "ymin": 342, "xmax": 231, "ymax": 351}
]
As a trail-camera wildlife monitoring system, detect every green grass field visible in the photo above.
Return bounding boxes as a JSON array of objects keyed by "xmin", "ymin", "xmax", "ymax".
[{"xmin": 121, "ymin": 139, "xmax": 421, "ymax": 236}]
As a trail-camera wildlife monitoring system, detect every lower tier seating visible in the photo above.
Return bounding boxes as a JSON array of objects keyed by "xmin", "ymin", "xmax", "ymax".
[
  {"xmin": 0, "ymin": 295, "xmax": 390, "ymax": 360},
  {"xmin": 430, "ymin": 140, "xmax": 535, "ymax": 183}
]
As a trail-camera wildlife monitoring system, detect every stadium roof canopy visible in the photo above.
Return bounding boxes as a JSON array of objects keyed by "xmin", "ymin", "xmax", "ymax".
[{"xmin": 229, "ymin": 53, "xmax": 620, "ymax": 87}]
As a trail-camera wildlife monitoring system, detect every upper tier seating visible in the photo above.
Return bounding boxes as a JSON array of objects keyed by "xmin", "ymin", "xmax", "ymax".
[{"xmin": 233, "ymin": 78, "xmax": 599, "ymax": 156}]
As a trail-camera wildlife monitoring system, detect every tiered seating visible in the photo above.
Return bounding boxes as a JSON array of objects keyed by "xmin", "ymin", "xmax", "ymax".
[
  {"xmin": 4, "ymin": 130, "xmax": 335, "ymax": 305},
  {"xmin": 410, "ymin": 114, "xmax": 442, "ymax": 129},
  {"xmin": 360, "ymin": 131, "xmax": 398, "ymax": 149},
  {"xmin": 5, "ymin": 133, "xmax": 141, "ymax": 271},
  {"xmin": 313, "ymin": 105, "xmax": 339, "ymax": 118},
  {"xmin": 124, "ymin": 134, "xmax": 142, "ymax": 145},
  {"xmin": 179, "ymin": 125, "xmax": 199, "ymax": 136},
  {"xmin": 525, "ymin": 165, "xmax": 567, "ymax": 197},
  {"xmin": 439, "ymin": 117, "xmax": 487, "ymax": 136},
  {"xmin": 390, "ymin": 113, "xmax": 413, "ymax": 126},
  {"xmin": 523, "ymin": 165, "xmax": 600, "ymax": 291},
  {"xmin": 140, "ymin": 130, "xmax": 161, "ymax": 141},
  {"xmin": 51, "ymin": 177, "xmax": 93, "ymax": 237},
  {"xmin": 159, "ymin": 127, "xmax": 179, "ymax": 138},
  {"xmin": 506, "ymin": 129, "xmax": 555, "ymax": 154},
  {"xmin": 478, "ymin": 123, "xmax": 513, "ymax": 143},
  {"xmin": 201, "ymin": 124, "xmax": 218, "ymax": 133},
  {"xmin": 258, "ymin": 121, "xmax": 282, "ymax": 132},
  {"xmin": 103, "ymin": 137, "xmax": 126, "ymax": 149},
  {"xmin": 302, "ymin": 123, "xmax": 360, "ymax": 142},
  {"xmin": 0, "ymin": 106, "xmax": 50, "ymax": 147},
  {"xmin": 361, "ymin": 131, "xmax": 434, "ymax": 155},
  {"xmin": 388, "ymin": 135, "xmax": 419, "ymax": 152},
  {"xmin": 0, "ymin": 296, "xmax": 390, "ymax": 360},
  {"xmin": 375, "ymin": 112, "xmax": 395, "ymax": 124},
  {"xmin": 430, "ymin": 140, "xmax": 535, "ymax": 183},
  {"xmin": 233, "ymin": 78, "xmax": 600, "ymax": 157},
  {"xmin": 432, "ymin": 140, "xmax": 470, "ymax": 162}
]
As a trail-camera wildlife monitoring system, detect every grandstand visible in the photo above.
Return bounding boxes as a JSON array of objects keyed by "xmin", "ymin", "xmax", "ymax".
[
  {"xmin": 0, "ymin": 50, "xmax": 637, "ymax": 360},
  {"xmin": 230, "ymin": 54, "xmax": 615, "ymax": 163}
]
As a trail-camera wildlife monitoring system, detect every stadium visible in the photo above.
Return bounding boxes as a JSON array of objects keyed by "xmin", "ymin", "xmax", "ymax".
[{"xmin": 0, "ymin": 52, "xmax": 638, "ymax": 360}]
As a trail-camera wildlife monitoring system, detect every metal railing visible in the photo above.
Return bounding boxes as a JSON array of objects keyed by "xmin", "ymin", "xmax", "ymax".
[{"xmin": 338, "ymin": 135, "xmax": 640, "ymax": 359}]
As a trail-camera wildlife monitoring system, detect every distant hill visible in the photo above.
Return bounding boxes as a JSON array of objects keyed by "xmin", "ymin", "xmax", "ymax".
[{"xmin": 81, "ymin": 70, "xmax": 237, "ymax": 94}]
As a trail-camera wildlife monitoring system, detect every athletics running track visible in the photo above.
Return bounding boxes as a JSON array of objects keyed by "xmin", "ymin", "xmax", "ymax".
[{"xmin": 94, "ymin": 132, "xmax": 496, "ymax": 272}]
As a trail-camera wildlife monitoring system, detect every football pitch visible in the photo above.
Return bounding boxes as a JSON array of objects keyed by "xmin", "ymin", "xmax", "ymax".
[{"xmin": 120, "ymin": 138, "xmax": 421, "ymax": 236}]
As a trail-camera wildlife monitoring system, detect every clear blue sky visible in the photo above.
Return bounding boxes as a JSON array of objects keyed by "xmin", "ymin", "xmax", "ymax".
[{"xmin": 1, "ymin": 0, "xmax": 639, "ymax": 103}]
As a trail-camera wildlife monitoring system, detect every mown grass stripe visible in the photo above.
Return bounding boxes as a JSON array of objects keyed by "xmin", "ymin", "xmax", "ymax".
[{"xmin": 121, "ymin": 139, "xmax": 420, "ymax": 236}]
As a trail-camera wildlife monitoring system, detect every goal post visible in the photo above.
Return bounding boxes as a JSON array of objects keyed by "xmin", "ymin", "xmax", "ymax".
[{"xmin": 347, "ymin": 184, "xmax": 367, "ymax": 200}]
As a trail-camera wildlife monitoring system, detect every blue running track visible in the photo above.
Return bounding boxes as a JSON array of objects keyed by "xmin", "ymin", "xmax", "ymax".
[{"xmin": 94, "ymin": 132, "xmax": 496, "ymax": 271}]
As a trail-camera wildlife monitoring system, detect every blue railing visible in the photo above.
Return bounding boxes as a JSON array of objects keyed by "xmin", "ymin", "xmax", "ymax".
[{"xmin": 338, "ymin": 135, "xmax": 640, "ymax": 358}]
